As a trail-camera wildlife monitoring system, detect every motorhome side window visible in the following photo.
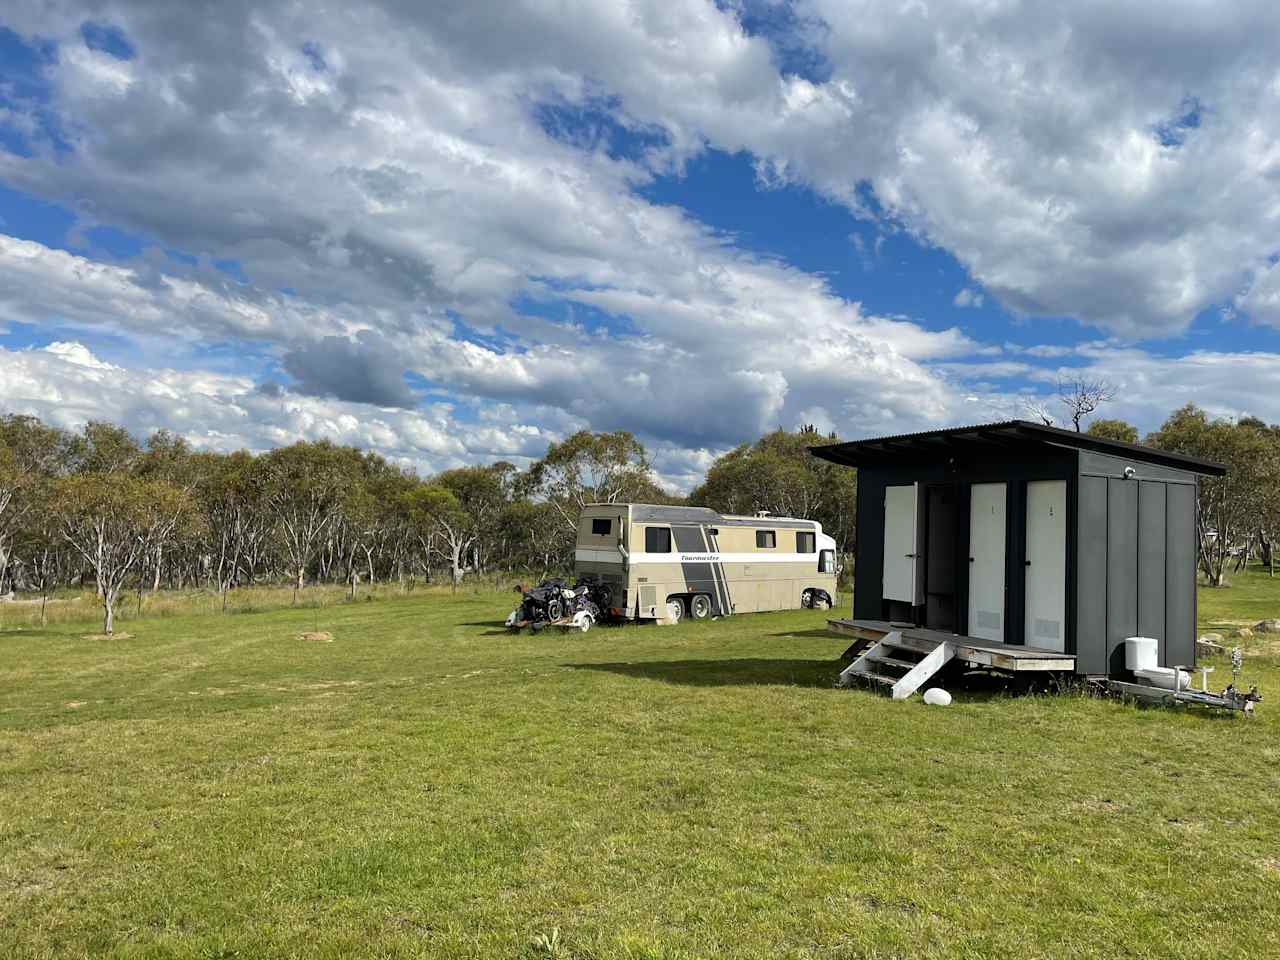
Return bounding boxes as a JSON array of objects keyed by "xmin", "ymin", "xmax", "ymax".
[
  {"xmin": 756, "ymin": 530, "xmax": 776, "ymax": 549},
  {"xmin": 796, "ymin": 531, "xmax": 815, "ymax": 553},
  {"xmin": 644, "ymin": 526, "xmax": 672, "ymax": 553},
  {"xmin": 591, "ymin": 518, "xmax": 611, "ymax": 536},
  {"xmin": 819, "ymin": 549, "xmax": 835, "ymax": 574}
]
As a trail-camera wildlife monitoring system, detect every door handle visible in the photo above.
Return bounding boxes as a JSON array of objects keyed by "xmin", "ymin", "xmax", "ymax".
[
  {"xmin": 968, "ymin": 557, "xmax": 975, "ymax": 562},
  {"xmin": 1024, "ymin": 560, "xmax": 1032, "ymax": 566}
]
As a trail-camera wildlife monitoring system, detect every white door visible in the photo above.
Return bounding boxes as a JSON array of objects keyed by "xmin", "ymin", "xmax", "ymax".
[
  {"xmin": 882, "ymin": 484, "xmax": 917, "ymax": 603},
  {"xmin": 968, "ymin": 483, "xmax": 1006, "ymax": 643},
  {"xmin": 1025, "ymin": 480, "xmax": 1067, "ymax": 652}
]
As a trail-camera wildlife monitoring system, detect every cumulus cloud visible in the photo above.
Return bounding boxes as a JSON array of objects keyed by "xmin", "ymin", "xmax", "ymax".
[
  {"xmin": 2, "ymin": 0, "xmax": 1277, "ymax": 486},
  {"xmin": 0, "ymin": 341, "xmax": 555, "ymax": 473},
  {"xmin": 281, "ymin": 330, "xmax": 417, "ymax": 408}
]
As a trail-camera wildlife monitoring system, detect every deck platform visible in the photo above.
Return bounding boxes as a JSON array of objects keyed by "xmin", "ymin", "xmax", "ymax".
[{"xmin": 828, "ymin": 619, "xmax": 1076, "ymax": 673}]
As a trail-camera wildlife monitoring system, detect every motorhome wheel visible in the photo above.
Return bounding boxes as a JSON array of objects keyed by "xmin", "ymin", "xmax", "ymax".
[{"xmin": 689, "ymin": 594, "xmax": 712, "ymax": 619}]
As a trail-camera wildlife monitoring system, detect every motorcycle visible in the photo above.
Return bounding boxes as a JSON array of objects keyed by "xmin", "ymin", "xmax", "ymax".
[{"xmin": 506, "ymin": 577, "xmax": 610, "ymax": 632}]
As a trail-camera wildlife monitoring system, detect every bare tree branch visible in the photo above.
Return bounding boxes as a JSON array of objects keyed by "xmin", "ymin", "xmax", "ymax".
[{"xmin": 1058, "ymin": 376, "xmax": 1117, "ymax": 431}]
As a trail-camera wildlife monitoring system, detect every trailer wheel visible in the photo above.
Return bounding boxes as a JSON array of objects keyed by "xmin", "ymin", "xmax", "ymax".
[
  {"xmin": 689, "ymin": 594, "xmax": 712, "ymax": 620},
  {"xmin": 665, "ymin": 598, "xmax": 685, "ymax": 623},
  {"xmin": 574, "ymin": 611, "xmax": 595, "ymax": 633}
]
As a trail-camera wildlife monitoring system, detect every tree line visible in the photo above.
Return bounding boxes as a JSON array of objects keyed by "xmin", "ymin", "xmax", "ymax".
[
  {"xmin": 0, "ymin": 419, "xmax": 647, "ymax": 631},
  {"xmin": 0, "ymin": 417, "xmax": 857, "ymax": 633},
  {"xmin": 1, "ymin": 403, "xmax": 1273, "ymax": 633}
]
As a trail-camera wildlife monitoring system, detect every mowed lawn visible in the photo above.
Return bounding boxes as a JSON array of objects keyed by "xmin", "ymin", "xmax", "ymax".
[{"xmin": 2, "ymin": 581, "xmax": 1279, "ymax": 959}]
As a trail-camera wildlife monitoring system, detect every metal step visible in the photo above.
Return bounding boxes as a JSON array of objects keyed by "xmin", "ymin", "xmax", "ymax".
[
  {"xmin": 882, "ymin": 633, "xmax": 944, "ymax": 656},
  {"xmin": 865, "ymin": 654, "xmax": 919, "ymax": 671},
  {"xmin": 837, "ymin": 630, "xmax": 956, "ymax": 700},
  {"xmin": 852, "ymin": 671, "xmax": 895, "ymax": 686}
]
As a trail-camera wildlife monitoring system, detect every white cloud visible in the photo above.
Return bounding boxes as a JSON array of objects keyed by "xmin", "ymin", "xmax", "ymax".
[
  {"xmin": 6, "ymin": 3, "xmax": 1280, "ymax": 339},
  {"xmin": 4, "ymin": 0, "xmax": 1276, "ymax": 487},
  {"xmin": 0, "ymin": 341, "xmax": 556, "ymax": 474},
  {"xmin": 42, "ymin": 340, "xmax": 118, "ymax": 370},
  {"xmin": 989, "ymin": 344, "xmax": 1280, "ymax": 434}
]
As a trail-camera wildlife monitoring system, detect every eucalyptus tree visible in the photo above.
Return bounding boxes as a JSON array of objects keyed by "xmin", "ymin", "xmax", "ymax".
[
  {"xmin": 1086, "ymin": 419, "xmax": 1140, "ymax": 444},
  {"xmin": 0, "ymin": 415, "xmax": 71, "ymax": 595},
  {"xmin": 526, "ymin": 430, "xmax": 654, "ymax": 532},
  {"xmin": 401, "ymin": 482, "xmax": 474, "ymax": 591},
  {"xmin": 136, "ymin": 430, "xmax": 202, "ymax": 592},
  {"xmin": 15, "ymin": 509, "xmax": 64, "ymax": 625},
  {"xmin": 197, "ymin": 450, "xmax": 271, "ymax": 608},
  {"xmin": 261, "ymin": 441, "xmax": 352, "ymax": 603},
  {"xmin": 51, "ymin": 475, "xmax": 196, "ymax": 634},
  {"xmin": 1148, "ymin": 405, "xmax": 1272, "ymax": 586},
  {"xmin": 69, "ymin": 420, "xmax": 142, "ymax": 474},
  {"xmin": 357, "ymin": 458, "xmax": 418, "ymax": 587},
  {"xmin": 496, "ymin": 498, "xmax": 570, "ymax": 579},
  {"xmin": 437, "ymin": 463, "xmax": 517, "ymax": 576},
  {"xmin": 689, "ymin": 427, "xmax": 857, "ymax": 555},
  {"xmin": 1237, "ymin": 416, "xmax": 1280, "ymax": 575}
]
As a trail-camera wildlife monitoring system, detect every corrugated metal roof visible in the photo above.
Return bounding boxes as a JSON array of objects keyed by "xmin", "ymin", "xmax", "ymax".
[{"xmin": 809, "ymin": 419, "xmax": 1227, "ymax": 475}]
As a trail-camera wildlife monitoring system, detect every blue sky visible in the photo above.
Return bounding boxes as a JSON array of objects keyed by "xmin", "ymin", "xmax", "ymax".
[{"xmin": 2, "ymin": 2, "xmax": 1280, "ymax": 488}]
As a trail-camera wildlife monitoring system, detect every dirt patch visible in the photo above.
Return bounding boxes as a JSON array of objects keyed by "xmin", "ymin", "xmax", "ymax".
[
  {"xmin": 1258, "ymin": 857, "xmax": 1280, "ymax": 876},
  {"xmin": 297, "ymin": 631, "xmax": 334, "ymax": 642},
  {"xmin": 79, "ymin": 632, "xmax": 133, "ymax": 641},
  {"xmin": 1071, "ymin": 797, "xmax": 1131, "ymax": 814},
  {"xmin": 64, "ymin": 701, "xmax": 87, "ymax": 709},
  {"xmin": 860, "ymin": 895, "xmax": 918, "ymax": 915}
]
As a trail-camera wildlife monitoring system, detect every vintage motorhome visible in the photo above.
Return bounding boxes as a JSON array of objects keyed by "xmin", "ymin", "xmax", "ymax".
[{"xmin": 574, "ymin": 503, "xmax": 839, "ymax": 623}]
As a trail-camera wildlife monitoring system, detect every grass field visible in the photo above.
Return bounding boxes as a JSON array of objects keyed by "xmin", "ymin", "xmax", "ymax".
[{"xmin": 2, "ymin": 574, "xmax": 1279, "ymax": 959}]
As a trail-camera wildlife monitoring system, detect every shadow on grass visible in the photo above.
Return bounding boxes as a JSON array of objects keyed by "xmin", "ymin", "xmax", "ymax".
[
  {"xmin": 768, "ymin": 629, "xmax": 845, "ymax": 640},
  {"xmin": 566, "ymin": 655, "xmax": 1095, "ymax": 701},
  {"xmin": 564, "ymin": 657, "xmax": 840, "ymax": 688},
  {"xmin": 0, "ymin": 626, "xmax": 78, "ymax": 642}
]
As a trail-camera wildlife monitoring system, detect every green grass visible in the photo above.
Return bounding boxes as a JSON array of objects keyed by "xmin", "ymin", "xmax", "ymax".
[
  {"xmin": 2, "ymin": 579, "xmax": 1279, "ymax": 959},
  {"xmin": 0, "ymin": 579, "xmax": 505, "ymax": 630},
  {"xmin": 1199, "ymin": 562, "xmax": 1280, "ymax": 649}
]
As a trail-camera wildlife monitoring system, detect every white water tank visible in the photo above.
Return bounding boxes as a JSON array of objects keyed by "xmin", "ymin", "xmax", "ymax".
[{"xmin": 1124, "ymin": 636, "xmax": 1159, "ymax": 672}]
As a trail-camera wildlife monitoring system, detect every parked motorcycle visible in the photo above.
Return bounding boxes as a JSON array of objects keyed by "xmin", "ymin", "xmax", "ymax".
[{"xmin": 506, "ymin": 577, "xmax": 609, "ymax": 632}]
